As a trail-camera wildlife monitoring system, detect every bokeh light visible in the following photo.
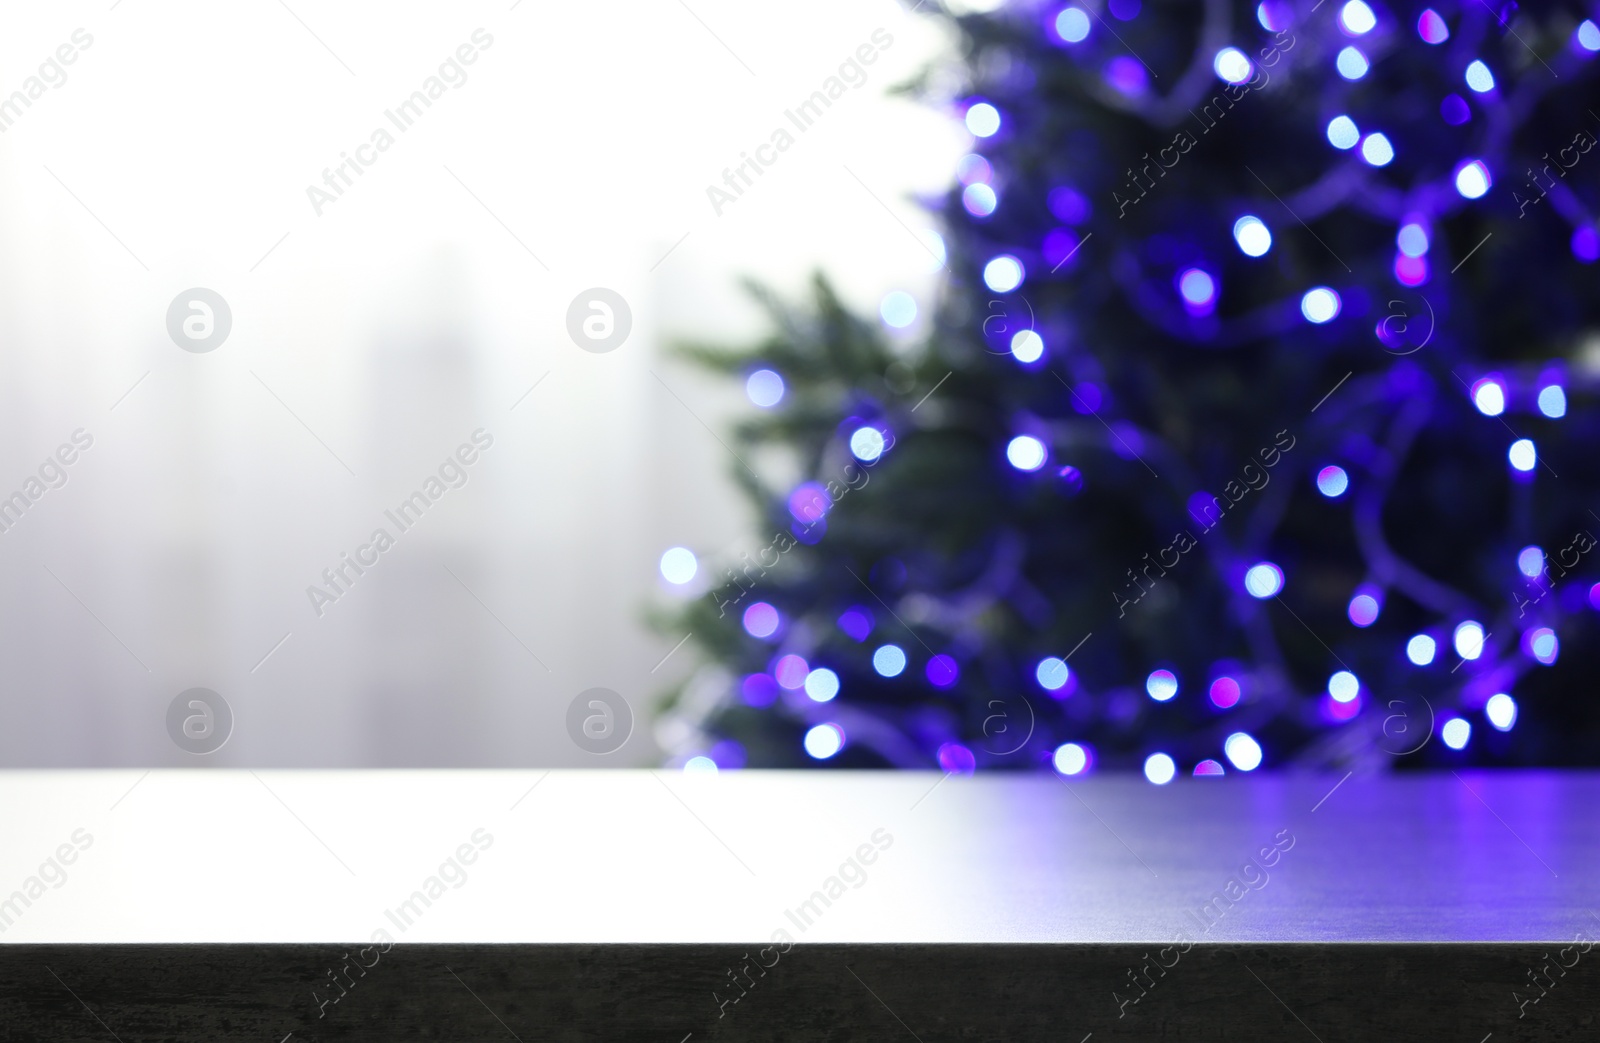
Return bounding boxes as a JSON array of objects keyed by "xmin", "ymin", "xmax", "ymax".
[
  {"xmin": 746, "ymin": 369, "xmax": 785, "ymax": 408},
  {"xmin": 850, "ymin": 427, "xmax": 886, "ymax": 462},
  {"xmin": 965, "ymin": 102, "xmax": 1001, "ymax": 137},
  {"xmin": 880, "ymin": 290, "xmax": 918, "ymax": 328},
  {"xmin": 1036, "ymin": 656, "xmax": 1071, "ymax": 691},
  {"xmin": 1517, "ymin": 546, "xmax": 1545, "ymax": 578},
  {"xmin": 804, "ymin": 667, "xmax": 840, "ymax": 703},
  {"xmin": 1538, "ymin": 385, "xmax": 1567, "ymax": 418},
  {"xmin": 962, "ymin": 182, "xmax": 998, "ymax": 217},
  {"xmin": 1301, "ymin": 287, "xmax": 1341, "ymax": 323},
  {"xmin": 742, "ymin": 673, "xmax": 779, "ymax": 707},
  {"xmin": 1575, "ymin": 227, "xmax": 1600, "ymax": 262},
  {"xmin": 789, "ymin": 482, "xmax": 831, "ymax": 524},
  {"xmin": 1406, "ymin": 633, "xmax": 1436, "ymax": 665},
  {"xmin": 1360, "ymin": 132, "xmax": 1394, "ymax": 166},
  {"xmin": 1011, "ymin": 329, "xmax": 1045, "ymax": 363},
  {"xmin": 1440, "ymin": 717, "xmax": 1471, "ymax": 750},
  {"xmin": 1327, "ymin": 115, "xmax": 1360, "ymax": 149},
  {"xmin": 1328, "ymin": 670, "xmax": 1360, "ymax": 702},
  {"xmin": 1348, "ymin": 591, "xmax": 1381, "ymax": 627},
  {"xmin": 1214, "ymin": 47, "xmax": 1253, "ymax": 84},
  {"xmin": 1317, "ymin": 465, "xmax": 1349, "ymax": 497},
  {"xmin": 1233, "ymin": 215, "xmax": 1273, "ymax": 257},
  {"xmin": 1143, "ymin": 752, "xmax": 1177, "ymax": 784},
  {"xmin": 1464, "ymin": 60, "xmax": 1495, "ymax": 93},
  {"xmin": 1397, "ymin": 222, "xmax": 1430, "ymax": 257},
  {"xmin": 1340, "ymin": 1, "xmax": 1376, "ymax": 34},
  {"xmin": 1146, "ymin": 669, "xmax": 1179, "ymax": 702},
  {"xmin": 1105, "ymin": 56, "xmax": 1148, "ymax": 96},
  {"xmin": 984, "ymin": 254, "xmax": 1025, "ymax": 292},
  {"xmin": 1453, "ymin": 620, "xmax": 1485, "ymax": 660},
  {"xmin": 1486, "ymin": 693, "xmax": 1518, "ymax": 731},
  {"xmin": 1193, "ymin": 759, "xmax": 1226, "ymax": 776},
  {"xmin": 1178, "ymin": 268, "xmax": 1218, "ymax": 314},
  {"xmin": 1418, "ymin": 8, "xmax": 1449, "ymax": 44},
  {"xmin": 1054, "ymin": 6, "xmax": 1091, "ymax": 43},
  {"xmin": 1053, "ymin": 741, "xmax": 1090, "ymax": 775},
  {"xmin": 838, "ymin": 607, "xmax": 873, "ymax": 642},
  {"xmin": 872, "ymin": 644, "xmax": 907, "ymax": 677},
  {"xmin": 743, "ymin": 602, "xmax": 780, "ymax": 639},
  {"xmin": 1244, "ymin": 562, "xmax": 1284, "ymax": 598},
  {"xmin": 926, "ymin": 654, "xmax": 960, "ymax": 687},
  {"xmin": 1508, "ymin": 439, "xmax": 1537, "ymax": 472},
  {"xmin": 659, "ymin": 547, "xmax": 698, "ymax": 585},
  {"xmin": 684, "ymin": 755, "xmax": 718, "ymax": 775},
  {"xmin": 803, "ymin": 723, "xmax": 844, "ymax": 759},
  {"xmin": 1336, "ymin": 46, "xmax": 1370, "ymax": 80},
  {"xmin": 1580, "ymin": 19, "xmax": 1600, "ymax": 52},
  {"xmin": 1455, "ymin": 160, "xmax": 1491, "ymax": 199},
  {"xmin": 1526, "ymin": 627, "xmax": 1559, "ymax": 665},
  {"xmin": 774, "ymin": 654, "xmax": 809, "ymax": 689},
  {"xmin": 1471, "ymin": 377, "xmax": 1506, "ymax": 416},
  {"xmin": 1224, "ymin": 732, "xmax": 1263, "ymax": 771},
  {"xmin": 1209, "ymin": 676, "xmax": 1241, "ymax": 709},
  {"xmin": 1007, "ymin": 435, "xmax": 1048, "ymax": 471},
  {"xmin": 937, "ymin": 742, "xmax": 976, "ymax": 775}
]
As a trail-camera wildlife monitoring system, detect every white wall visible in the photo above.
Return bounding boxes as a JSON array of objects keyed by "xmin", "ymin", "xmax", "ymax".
[{"xmin": 0, "ymin": 0, "xmax": 967, "ymax": 765}]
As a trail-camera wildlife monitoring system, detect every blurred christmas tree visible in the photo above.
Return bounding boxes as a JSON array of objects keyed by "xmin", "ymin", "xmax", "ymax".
[{"xmin": 655, "ymin": 0, "xmax": 1600, "ymax": 775}]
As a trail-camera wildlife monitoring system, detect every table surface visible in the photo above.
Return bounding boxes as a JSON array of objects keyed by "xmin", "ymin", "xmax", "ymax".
[{"xmin": 0, "ymin": 769, "xmax": 1593, "ymax": 943}]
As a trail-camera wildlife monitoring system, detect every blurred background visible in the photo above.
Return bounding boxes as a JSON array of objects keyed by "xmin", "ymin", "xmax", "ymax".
[
  {"xmin": 0, "ymin": 0, "xmax": 968, "ymax": 766},
  {"xmin": 6, "ymin": 0, "xmax": 1600, "ymax": 775}
]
